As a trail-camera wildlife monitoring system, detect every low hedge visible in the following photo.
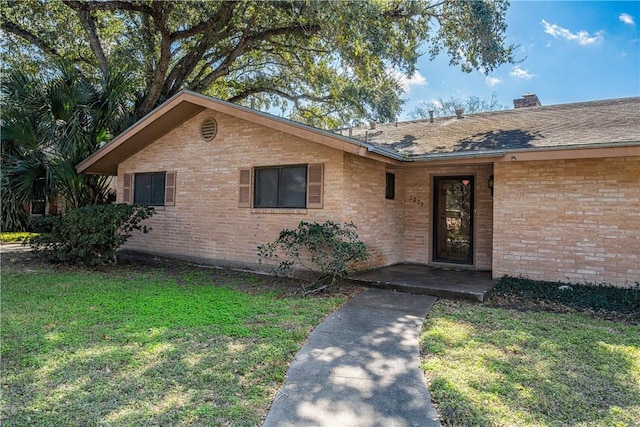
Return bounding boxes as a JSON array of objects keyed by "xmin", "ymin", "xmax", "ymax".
[
  {"xmin": 29, "ymin": 204, "xmax": 154, "ymax": 266},
  {"xmin": 494, "ymin": 276, "xmax": 640, "ymax": 318}
]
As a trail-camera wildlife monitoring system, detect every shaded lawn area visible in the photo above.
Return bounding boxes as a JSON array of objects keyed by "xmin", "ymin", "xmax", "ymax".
[
  {"xmin": 421, "ymin": 300, "xmax": 640, "ymax": 426},
  {"xmin": 1, "ymin": 258, "xmax": 348, "ymax": 426}
]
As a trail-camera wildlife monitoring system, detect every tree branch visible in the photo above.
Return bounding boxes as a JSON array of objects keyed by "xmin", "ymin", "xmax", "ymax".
[
  {"xmin": 191, "ymin": 20, "xmax": 255, "ymax": 92},
  {"xmin": 135, "ymin": 1, "xmax": 172, "ymax": 117},
  {"xmin": 140, "ymin": 13, "xmax": 157, "ymax": 89},
  {"xmin": 163, "ymin": 2, "xmax": 239, "ymax": 94},
  {"xmin": 246, "ymin": 24, "xmax": 321, "ymax": 44},
  {"xmin": 64, "ymin": 2, "xmax": 109, "ymax": 76},
  {"xmin": 227, "ymin": 87, "xmax": 331, "ymax": 105},
  {"xmin": 62, "ymin": 0, "xmax": 153, "ymax": 15},
  {"xmin": 192, "ymin": 23, "xmax": 322, "ymax": 93},
  {"xmin": 0, "ymin": 20, "xmax": 62, "ymax": 59},
  {"xmin": 169, "ymin": 1, "xmax": 236, "ymax": 40}
]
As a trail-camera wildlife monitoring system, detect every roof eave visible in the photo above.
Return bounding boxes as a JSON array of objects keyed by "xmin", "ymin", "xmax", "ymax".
[
  {"xmin": 77, "ymin": 91, "xmax": 207, "ymax": 175},
  {"xmin": 408, "ymin": 150, "xmax": 507, "ymax": 162},
  {"xmin": 77, "ymin": 90, "xmax": 401, "ymax": 175},
  {"xmin": 495, "ymin": 141, "xmax": 640, "ymax": 162},
  {"xmin": 401, "ymin": 141, "xmax": 640, "ymax": 164}
]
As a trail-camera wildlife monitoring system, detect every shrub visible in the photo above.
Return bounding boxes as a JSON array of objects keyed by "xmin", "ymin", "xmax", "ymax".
[
  {"xmin": 494, "ymin": 276, "xmax": 640, "ymax": 319},
  {"xmin": 257, "ymin": 220, "xmax": 370, "ymax": 294},
  {"xmin": 29, "ymin": 204, "xmax": 154, "ymax": 266}
]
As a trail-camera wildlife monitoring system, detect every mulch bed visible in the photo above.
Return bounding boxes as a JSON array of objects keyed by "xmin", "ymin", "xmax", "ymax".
[{"xmin": 487, "ymin": 293, "xmax": 639, "ymax": 325}]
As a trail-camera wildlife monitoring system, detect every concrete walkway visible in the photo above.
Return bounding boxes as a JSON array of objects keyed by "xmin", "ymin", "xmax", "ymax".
[
  {"xmin": 262, "ymin": 288, "xmax": 441, "ymax": 427},
  {"xmin": 0, "ymin": 243, "xmax": 31, "ymax": 253}
]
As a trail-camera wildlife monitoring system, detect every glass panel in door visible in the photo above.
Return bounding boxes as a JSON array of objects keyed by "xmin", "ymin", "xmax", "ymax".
[{"xmin": 433, "ymin": 176, "xmax": 474, "ymax": 264}]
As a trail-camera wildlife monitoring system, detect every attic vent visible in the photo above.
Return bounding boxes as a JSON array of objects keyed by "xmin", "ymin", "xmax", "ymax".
[{"xmin": 200, "ymin": 118, "xmax": 218, "ymax": 141}]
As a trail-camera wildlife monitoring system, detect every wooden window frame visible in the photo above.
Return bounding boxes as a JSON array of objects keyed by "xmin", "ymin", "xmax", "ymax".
[
  {"xmin": 254, "ymin": 164, "xmax": 308, "ymax": 208},
  {"xmin": 238, "ymin": 163, "xmax": 323, "ymax": 209},
  {"xmin": 123, "ymin": 171, "xmax": 176, "ymax": 206}
]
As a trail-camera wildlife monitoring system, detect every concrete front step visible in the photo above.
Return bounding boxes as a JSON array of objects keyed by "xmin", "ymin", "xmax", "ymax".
[{"xmin": 348, "ymin": 263, "xmax": 496, "ymax": 303}]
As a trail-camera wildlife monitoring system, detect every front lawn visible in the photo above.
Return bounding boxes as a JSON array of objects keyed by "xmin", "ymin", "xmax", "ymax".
[
  {"xmin": 0, "ymin": 232, "xmax": 36, "ymax": 243},
  {"xmin": 421, "ymin": 300, "xmax": 640, "ymax": 426},
  {"xmin": 1, "ymin": 256, "xmax": 348, "ymax": 426}
]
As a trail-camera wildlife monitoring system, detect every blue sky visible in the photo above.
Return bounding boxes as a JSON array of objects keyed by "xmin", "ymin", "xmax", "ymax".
[{"xmin": 398, "ymin": 1, "xmax": 640, "ymax": 119}]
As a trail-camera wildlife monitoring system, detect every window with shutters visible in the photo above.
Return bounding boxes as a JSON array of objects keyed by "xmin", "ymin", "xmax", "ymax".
[
  {"xmin": 254, "ymin": 165, "xmax": 307, "ymax": 208},
  {"xmin": 242, "ymin": 163, "xmax": 323, "ymax": 209},
  {"xmin": 134, "ymin": 172, "xmax": 166, "ymax": 206}
]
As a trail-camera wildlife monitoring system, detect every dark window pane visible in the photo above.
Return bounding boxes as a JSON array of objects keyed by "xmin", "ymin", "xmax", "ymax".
[
  {"xmin": 434, "ymin": 176, "xmax": 473, "ymax": 264},
  {"xmin": 254, "ymin": 168, "xmax": 279, "ymax": 207},
  {"xmin": 385, "ymin": 173, "xmax": 395, "ymax": 199},
  {"xmin": 31, "ymin": 200, "xmax": 46, "ymax": 215},
  {"xmin": 134, "ymin": 174, "xmax": 151, "ymax": 204},
  {"xmin": 281, "ymin": 166, "xmax": 307, "ymax": 207},
  {"xmin": 254, "ymin": 165, "xmax": 307, "ymax": 208},
  {"xmin": 134, "ymin": 172, "xmax": 165, "ymax": 206},
  {"xmin": 150, "ymin": 173, "xmax": 166, "ymax": 205}
]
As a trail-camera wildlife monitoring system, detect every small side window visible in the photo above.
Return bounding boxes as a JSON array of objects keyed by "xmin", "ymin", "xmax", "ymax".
[
  {"xmin": 31, "ymin": 200, "xmax": 46, "ymax": 215},
  {"xmin": 385, "ymin": 172, "xmax": 395, "ymax": 200}
]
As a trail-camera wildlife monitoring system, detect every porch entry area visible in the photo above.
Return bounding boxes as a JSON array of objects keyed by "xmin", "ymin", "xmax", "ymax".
[
  {"xmin": 433, "ymin": 175, "xmax": 474, "ymax": 264},
  {"xmin": 348, "ymin": 263, "xmax": 495, "ymax": 302},
  {"xmin": 348, "ymin": 166, "xmax": 496, "ymax": 301}
]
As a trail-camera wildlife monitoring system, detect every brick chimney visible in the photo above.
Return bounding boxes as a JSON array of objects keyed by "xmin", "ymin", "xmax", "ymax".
[{"xmin": 513, "ymin": 93, "xmax": 541, "ymax": 109}]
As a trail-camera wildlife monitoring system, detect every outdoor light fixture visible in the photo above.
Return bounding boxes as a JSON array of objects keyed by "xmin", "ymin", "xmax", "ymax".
[{"xmin": 488, "ymin": 175, "xmax": 494, "ymax": 197}]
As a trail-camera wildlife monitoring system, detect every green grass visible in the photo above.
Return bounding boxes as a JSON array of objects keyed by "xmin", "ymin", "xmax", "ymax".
[
  {"xmin": 1, "ymin": 263, "xmax": 345, "ymax": 426},
  {"xmin": 0, "ymin": 232, "xmax": 37, "ymax": 243},
  {"xmin": 421, "ymin": 300, "xmax": 640, "ymax": 426}
]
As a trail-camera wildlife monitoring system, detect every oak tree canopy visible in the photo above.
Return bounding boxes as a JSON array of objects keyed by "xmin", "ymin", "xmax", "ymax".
[{"xmin": 1, "ymin": 0, "xmax": 515, "ymax": 127}]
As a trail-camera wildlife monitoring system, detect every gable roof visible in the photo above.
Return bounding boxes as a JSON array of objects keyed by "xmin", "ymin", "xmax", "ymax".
[
  {"xmin": 349, "ymin": 97, "xmax": 640, "ymax": 158},
  {"xmin": 78, "ymin": 92, "xmax": 640, "ymax": 175},
  {"xmin": 77, "ymin": 90, "xmax": 401, "ymax": 175}
]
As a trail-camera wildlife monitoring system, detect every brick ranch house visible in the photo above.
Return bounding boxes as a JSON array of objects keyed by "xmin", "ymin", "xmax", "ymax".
[{"xmin": 77, "ymin": 91, "xmax": 640, "ymax": 288}]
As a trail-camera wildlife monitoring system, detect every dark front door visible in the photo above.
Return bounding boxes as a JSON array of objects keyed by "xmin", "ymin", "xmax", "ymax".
[{"xmin": 433, "ymin": 176, "xmax": 474, "ymax": 264}]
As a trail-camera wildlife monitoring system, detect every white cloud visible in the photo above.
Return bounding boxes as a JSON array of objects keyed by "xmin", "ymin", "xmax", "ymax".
[
  {"xmin": 620, "ymin": 13, "xmax": 635, "ymax": 25},
  {"xmin": 541, "ymin": 19, "xmax": 604, "ymax": 45},
  {"xmin": 485, "ymin": 76, "xmax": 501, "ymax": 87},
  {"xmin": 388, "ymin": 69, "xmax": 427, "ymax": 92},
  {"xmin": 510, "ymin": 66, "xmax": 536, "ymax": 80},
  {"xmin": 430, "ymin": 98, "xmax": 443, "ymax": 109}
]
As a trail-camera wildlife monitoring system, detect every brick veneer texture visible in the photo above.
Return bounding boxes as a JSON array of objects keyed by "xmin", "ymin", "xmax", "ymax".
[
  {"xmin": 118, "ymin": 109, "xmax": 638, "ymax": 287},
  {"xmin": 493, "ymin": 157, "xmax": 640, "ymax": 287},
  {"xmin": 119, "ymin": 110, "xmax": 409, "ymax": 270}
]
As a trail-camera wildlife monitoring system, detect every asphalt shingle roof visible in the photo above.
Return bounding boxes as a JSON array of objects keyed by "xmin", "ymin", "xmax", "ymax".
[{"xmin": 348, "ymin": 97, "xmax": 640, "ymax": 157}]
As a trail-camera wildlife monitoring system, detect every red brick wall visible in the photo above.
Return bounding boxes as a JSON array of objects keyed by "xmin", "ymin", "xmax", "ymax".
[
  {"xmin": 403, "ymin": 164, "xmax": 494, "ymax": 270},
  {"xmin": 493, "ymin": 157, "xmax": 640, "ymax": 287}
]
